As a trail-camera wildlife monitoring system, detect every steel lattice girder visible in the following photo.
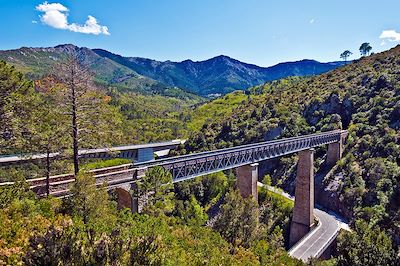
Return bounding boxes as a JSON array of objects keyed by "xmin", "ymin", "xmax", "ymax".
[{"xmin": 135, "ymin": 130, "xmax": 346, "ymax": 182}]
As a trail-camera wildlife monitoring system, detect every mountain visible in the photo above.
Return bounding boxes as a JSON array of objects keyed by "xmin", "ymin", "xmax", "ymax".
[
  {"xmin": 183, "ymin": 45, "xmax": 400, "ymax": 248},
  {"xmin": 94, "ymin": 49, "xmax": 346, "ymax": 96},
  {"xmin": 0, "ymin": 44, "xmax": 345, "ymax": 97},
  {"xmin": 0, "ymin": 44, "xmax": 200, "ymax": 101}
]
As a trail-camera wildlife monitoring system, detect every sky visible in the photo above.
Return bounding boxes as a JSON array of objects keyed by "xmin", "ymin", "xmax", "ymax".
[{"xmin": 1, "ymin": 0, "xmax": 400, "ymax": 67}]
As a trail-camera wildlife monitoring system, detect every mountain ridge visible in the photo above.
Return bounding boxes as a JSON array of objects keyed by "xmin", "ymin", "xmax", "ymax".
[
  {"xmin": 0, "ymin": 44, "xmax": 346, "ymax": 97},
  {"xmin": 0, "ymin": 44, "xmax": 203, "ymax": 101},
  {"xmin": 93, "ymin": 47, "xmax": 346, "ymax": 95}
]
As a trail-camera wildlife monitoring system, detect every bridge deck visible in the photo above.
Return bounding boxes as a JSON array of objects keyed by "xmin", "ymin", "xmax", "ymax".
[
  {"xmin": 0, "ymin": 130, "xmax": 347, "ymax": 196},
  {"xmin": 0, "ymin": 139, "xmax": 185, "ymax": 166},
  {"xmin": 135, "ymin": 130, "xmax": 347, "ymax": 182}
]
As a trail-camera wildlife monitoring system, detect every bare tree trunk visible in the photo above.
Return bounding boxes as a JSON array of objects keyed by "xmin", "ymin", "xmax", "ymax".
[{"xmin": 71, "ymin": 80, "xmax": 79, "ymax": 176}]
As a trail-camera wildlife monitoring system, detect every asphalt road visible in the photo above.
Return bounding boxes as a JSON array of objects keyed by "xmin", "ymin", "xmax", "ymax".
[
  {"xmin": 288, "ymin": 208, "xmax": 340, "ymax": 261},
  {"xmin": 258, "ymin": 183, "xmax": 346, "ymax": 262}
]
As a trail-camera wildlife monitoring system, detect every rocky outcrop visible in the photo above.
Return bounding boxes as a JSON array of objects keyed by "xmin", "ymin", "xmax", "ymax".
[
  {"xmin": 304, "ymin": 93, "xmax": 354, "ymax": 128},
  {"xmin": 314, "ymin": 166, "xmax": 353, "ymax": 219}
]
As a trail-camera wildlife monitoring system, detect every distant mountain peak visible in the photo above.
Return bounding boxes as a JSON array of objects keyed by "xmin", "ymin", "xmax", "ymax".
[
  {"xmin": 0, "ymin": 44, "xmax": 347, "ymax": 97},
  {"xmin": 212, "ymin": 55, "xmax": 232, "ymax": 60},
  {"xmin": 93, "ymin": 48, "xmax": 346, "ymax": 96},
  {"xmin": 54, "ymin": 43, "xmax": 78, "ymax": 49}
]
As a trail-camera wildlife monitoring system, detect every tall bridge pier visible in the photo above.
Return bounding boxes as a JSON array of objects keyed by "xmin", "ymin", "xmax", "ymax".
[
  {"xmin": 326, "ymin": 140, "xmax": 343, "ymax": 166},
  {"xmin": 289, "ymin": 149, "xmax": 315, "ymax": 246},
  {"xmin": 289, "ymin": 133, "xmax": 345, "ymax": 246},
  {"xmin": 236, "ymin": 163, "xmax": 259, "ymax": 201}
]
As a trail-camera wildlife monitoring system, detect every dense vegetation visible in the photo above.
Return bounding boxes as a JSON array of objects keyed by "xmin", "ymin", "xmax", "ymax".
[
  {"xmin": 0, "ymin": 59, "xmax": 195, "ymax": 179},
  {"xmin": 0, "ymin": 59, "xmax": 303, "ymax": 265},
  {"xmin": 0, "ymin": 45, "xmax": 201, "ymax": 100},
  {"xmin": 1, "ymin": 43, "xmax": 400, "ymax": 264},
  {"xmin": 181, "ymin": 46, "xmax": 400, "ymax": 263},
  {"xmin": 0, "ymin": 167, "xmax": 304, "ymax": 265}
]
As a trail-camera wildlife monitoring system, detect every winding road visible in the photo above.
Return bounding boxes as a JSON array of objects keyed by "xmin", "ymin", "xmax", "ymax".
[{"xmin": 258, "ymin": 183, "xmax": 349, "ymax": 262}]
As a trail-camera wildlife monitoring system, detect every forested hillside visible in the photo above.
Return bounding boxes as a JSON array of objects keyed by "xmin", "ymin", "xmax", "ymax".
[
  {"xmin": 0, "ymin": 44, "xmax": 344, "ymax": 98},
  {"xmin": 95, "ymin": 48, "xmax": 345, "ymax": 96},
  {"xmin": 1, "ymin": 43, "xmax": 400, "ymax": 264},
  {"xmin": 0, "ymin": 44, "xmax": 199, "ymax": 100},
  {"xmin": 0, "ymin": 59, "xmax": 307, "ymax": 265},
  {"xmin": 182, "ymin": 46, "xmax": 400, "ymax": 259}
]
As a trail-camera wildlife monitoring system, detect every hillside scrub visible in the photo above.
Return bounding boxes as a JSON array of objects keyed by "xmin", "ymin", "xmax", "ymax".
[
  {"xmin": 0, "ymin": 169, "xmax": 304, "ymax": 265},
  {"xmin": 183, "ymin": 46, "xmax": 400, "ymax": 255}
]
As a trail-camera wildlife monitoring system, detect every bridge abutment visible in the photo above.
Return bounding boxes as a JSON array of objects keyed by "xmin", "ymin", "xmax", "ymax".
[
  {"xmin": 290, "ymin": 148, "xmax": 315, "ymax": 247},
  {"xmin": 236, "ymin": 163, "xmax": 259, "ymax": 201},
  {"xmin": 114, "ymin": 167, "xmax": 147, "ymax": 213}
]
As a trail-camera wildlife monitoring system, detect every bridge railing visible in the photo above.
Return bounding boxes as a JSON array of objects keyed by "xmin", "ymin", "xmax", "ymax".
[{"xmin": 135, "ymin": 130, "xmax": 347, "ymax": 182}]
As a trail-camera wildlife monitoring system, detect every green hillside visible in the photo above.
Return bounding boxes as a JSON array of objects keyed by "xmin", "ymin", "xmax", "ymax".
[
  {"xmin": 0, "ymin": 44, "xmax": 201, "ymax": 101},
  {"xmin": 94, "ymin": 48, "xmax": 345, "ymax": 96},
  {"xmin": 1, "ymin": 43, "xmax": 400, "ymax": 264},
  {"xmin": 183, "ymin": 46, "xmax": 400, "ymax": 252}
]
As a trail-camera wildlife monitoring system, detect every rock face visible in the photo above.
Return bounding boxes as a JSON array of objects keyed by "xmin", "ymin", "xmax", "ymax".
[
  {"xmin": 314, "ymin": 168, "xmax": 353, "ymax": 219},
  {"xmin": 304, "ymin": 93, "xmax": 354, "ymax": 128}
]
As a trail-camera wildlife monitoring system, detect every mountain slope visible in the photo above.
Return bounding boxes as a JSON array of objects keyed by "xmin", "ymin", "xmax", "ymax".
[
  {"xmin": 94, "ymin": 48, "xmax": 345, "ymax": 96},
  {"xmin": 0, "ymin": 44, "xmax": 200, "ymax": 101},
  {"xmin": 0, "ymin": 44, "xmax": 345, "ymax": 97},
  {"xmin": 183, "ymin": 46, "xmax": 400, "ymax": 245}
]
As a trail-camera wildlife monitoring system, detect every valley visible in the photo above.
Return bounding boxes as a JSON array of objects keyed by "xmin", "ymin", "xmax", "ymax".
[{"xmin": 0, "ymin": 43, "xmax": 399, "ymax": 265}]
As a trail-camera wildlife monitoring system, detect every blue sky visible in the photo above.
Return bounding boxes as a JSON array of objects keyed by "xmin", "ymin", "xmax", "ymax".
[{"xmin": 1, "ymin": 0, "xmax": 400, "ymax": 66}]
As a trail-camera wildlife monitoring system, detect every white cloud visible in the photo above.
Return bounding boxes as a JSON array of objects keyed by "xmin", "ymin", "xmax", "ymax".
[
  {"xmin": 379, "ymin": 30, "xmax": 400, "ymax": 44},
  {"xmin": 35, "ymin": 2, "xmax": 110, "ymax": 35},
  {"xmin": 68, "ymin": 16, "xmax": 110, "ymax": 35},
  {"xmin": 309, "ymin": 19, "xmax": 315, "ymax": 24}
]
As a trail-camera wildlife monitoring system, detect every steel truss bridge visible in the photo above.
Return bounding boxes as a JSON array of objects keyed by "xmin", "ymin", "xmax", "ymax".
[{"xmin": 135, "ymin": 130, "xmax": 347, "ymax": 182}]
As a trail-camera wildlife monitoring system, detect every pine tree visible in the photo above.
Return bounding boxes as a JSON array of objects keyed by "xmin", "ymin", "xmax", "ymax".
[
  {"xmin": 0, "ymin": 61, "xmax": 38, "ymax": 154},
  {"xmin": 137, "ymin": 166, "xmax": 175, "ymax": 215},
  {"xmin": 213, "ymin": 189, "xmax": 259, "ymax": 247}
]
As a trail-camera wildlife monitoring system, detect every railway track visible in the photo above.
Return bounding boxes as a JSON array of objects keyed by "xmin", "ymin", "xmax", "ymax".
[{"xmin": 0, "ymin": 163, "xmax": 135, "ymax": 197}]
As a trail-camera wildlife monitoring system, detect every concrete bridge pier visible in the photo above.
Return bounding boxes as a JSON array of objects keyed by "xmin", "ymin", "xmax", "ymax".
[
  {"xmin": 236, "ymin": 163, "xmax": 259, "ymax": 202},
  {"xmin": 290, "ymin": 148, "xmax": 315, "ymax": 247},
  {"xmin": 326, "ymin": 141, "xmax": 342, "ymax": 166},
  {"xmin": 326, "ymin": 131, "xmax": 347, "ymax": 166}
]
